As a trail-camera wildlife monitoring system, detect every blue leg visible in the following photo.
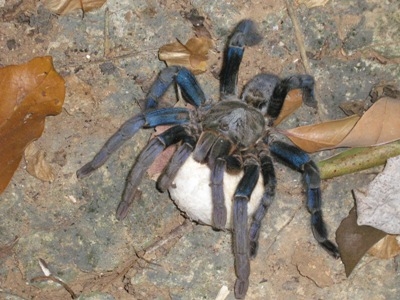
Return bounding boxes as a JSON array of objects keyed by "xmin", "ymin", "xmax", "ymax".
[
  {"xmin": 267, "ymin": 75, "xmax": 316, "ymax": 121},
  {"xmin": 210, "ymin": 154, "xmax": 244, "ymax": 230},
  {"xmin": 145, "ymin": 66, "xmax": 206, "ymax": 109},
  {"xmin": 116, "ymin": 125, "xmax": 188, "ymax": 220},
  {"xmin": 233, "ymin": 157, "xmax": 260, "ymax": 299},
  {"xmin": 249, "ymin": 151, "xmax": 276, "ymax": 258},
  {"xmin": 220, "ymin": 20, "xmax": 262, "ymax": 98},
  {"xmin": 157, "ymin": 135, "xmax": 196, "ymax": 192},
  {"xmin": 211, "ymin": 158, "xmax": 227, "ymax": 230},
  {"xmin": 269, "ymin": 141, "xmax": 340, "ymax": 258},
  {"xmin": 241, "ymin": 73, "xmax": 280, "ymax": 114},
  {"xmin": 76, "ymin": 107, "xmax": 190, "ymax": 178}
]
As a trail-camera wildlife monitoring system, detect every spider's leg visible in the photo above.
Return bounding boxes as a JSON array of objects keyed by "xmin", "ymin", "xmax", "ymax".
[
  {"xmin": 210, "ymin": 154, "xmax": 243, "ymax": 230},
  {"xmin": 233, "ymin": 156, "xmax": 260, "ymax": 299},
  {"xmin": 116, "ymin": 125, "xmax": 188, "ymax": 220},
  {"xmin": 157, "ymin": 135, "xmax": 196, "ymax": 192},
  {"xmin": 76, "ymin": 107, "xmax": 190, "ymax": 178},
  {"xmin": 208, "ymin": 136, "xmax": 234, "ymax": 229},
  {"xmin": 220, "ymin": 19, "xmax": 262, "ymax": 98},
  {"xmin": 267, "ymin": 75, "xmax": 316, "ymax": 122},
  {"xmin": 145, "ymin": 66, "xmax": 206, "ymax": 109},
  {"xmin": 249, "ymin": 151, "xmax": 276, "ymax": 258},
  {"xmin": 241, "ymin": 73, "xmax": 280, "ymax": 114},
  {"xmin": 269, "ymin": 141, "xmax": 340, "ymax": 258}
]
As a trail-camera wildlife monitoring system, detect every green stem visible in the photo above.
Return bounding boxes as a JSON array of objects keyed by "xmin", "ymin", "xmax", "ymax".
[{"xmin": 317, "ymin": 141, "xmax": 400, "ymax": 179}]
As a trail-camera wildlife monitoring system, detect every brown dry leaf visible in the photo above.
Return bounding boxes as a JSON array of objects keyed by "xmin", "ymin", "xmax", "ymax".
[
  {"xmin": 338, "ymin": 97, "xmax": 400, "ymax": 147},
  {"xmin": 159, "ymin": 37, "xmax": 213, "ymax": 74},
  {"xmin": 24, "ymin": 143, "xmax": 55, "ymax": 182},
  {"xmin": 285, "ymin": 97, "xmax": 400, "ymax": 152},
  {"xmin": 274, "ymin": 89, "xmax": 303, "ymax": 125},
  {"xmin": 336, "ymin": 207, "xmax": 386, "ymax": 276},
  {"xmin": 44, "ymin": 0, "xmax": 107, "ymax": 15},
  {"xmin": 284, "ymin": 115, "xmax": 360, "ymax": 152},
  {"xmin": 368, "ymin": 235, "xmax": 400, "ymax": 259},
  {"xmin": 0, "ymin": 56, "xmax": 65, "ymax": 194}
]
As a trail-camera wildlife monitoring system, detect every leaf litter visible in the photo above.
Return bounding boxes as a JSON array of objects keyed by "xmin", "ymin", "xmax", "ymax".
[
  {"xmin": 284, "ymin": 97, "xmax": 400, "ymax": 152},
  {"xmin": 336, "ymin": 156, "xmax": 400, "ymax": 276},
  {"xmin": 0, "ymin": 56, "xmax": 65, "ymax": 194}
]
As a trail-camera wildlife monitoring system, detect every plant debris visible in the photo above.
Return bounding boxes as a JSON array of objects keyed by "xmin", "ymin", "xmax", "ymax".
[
  {"xmin": 159, "ymin": 37, "xmax": 213, "ymax": 74},
  {"xmin": 354, "ymin": 155, "xmax": 400, "ymax": 234},
  {"xmin": 336, "ymin": 207, "xmax": 386, "ymax": 276},
  {"xmin": 24, "ymin": 142, "xmax": 56, "ymax": 182},
  {"xmin": 285, "ymin": 97, "xmax": 400, "ymax": 152},
  {"xmin": 44, "ymin": 0, "xmax": 107, "ymax": 15},
  {"xmin": 0, "ymin": 56, "xmax": 65, "ymax": 194}
]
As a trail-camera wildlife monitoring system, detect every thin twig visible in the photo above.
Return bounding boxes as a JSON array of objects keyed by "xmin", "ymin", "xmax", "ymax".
[
  {"xmin": 143, "ymin": 219, "xmax": 193, "ymax": 259},
  {"xmin": 285, "ymin": 0, "xmax": 311, "ymax": 74},
  {"xmin": 285, "ymin": 0, "xmax": 325, "ymax": 122},
  {"xmin": 104, "ymin": 7, "xmax": 111, "ymax": 57},
  {"xmin": 31, "ymin": 275, "xmax": 78, "ymax": 299}
]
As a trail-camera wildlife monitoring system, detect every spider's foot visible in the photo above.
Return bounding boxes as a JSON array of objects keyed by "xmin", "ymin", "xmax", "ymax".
[
  {"xmin": 321, "ymin": 240, "xmax": 340, "ymax": 259},
  {"xmin": 212, "ymin": 207, "xmax": 227, "ymax": 230},
  {"xmin": 234, "ymin": 278, "xmax": 249, "ymax": 299},
  {"xmin": 76, "ymin": 163, "xmax": 95, "ymax": 178}
]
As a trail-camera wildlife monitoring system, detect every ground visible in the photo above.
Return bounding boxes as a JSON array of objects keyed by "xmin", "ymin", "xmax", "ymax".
[{"xmin": 0, "ymin": 0, "xmax": 399, "ymax": 299}]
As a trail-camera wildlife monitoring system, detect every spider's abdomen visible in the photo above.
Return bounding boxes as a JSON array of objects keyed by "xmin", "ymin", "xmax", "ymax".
[{"xmin": 202, "ymin": 100, "xmax": 265, "ymax": 149}]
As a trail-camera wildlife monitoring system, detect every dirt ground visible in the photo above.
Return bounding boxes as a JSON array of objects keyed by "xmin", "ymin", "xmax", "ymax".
[{"xmin": 0, "ymin": 0, "xmax": 399, "ymax": 299}]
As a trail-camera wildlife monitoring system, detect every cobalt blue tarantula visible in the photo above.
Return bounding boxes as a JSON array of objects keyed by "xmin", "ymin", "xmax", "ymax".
[{"xmin": 77, "ymin": 20, "xmax": 339, "ymax": 299}]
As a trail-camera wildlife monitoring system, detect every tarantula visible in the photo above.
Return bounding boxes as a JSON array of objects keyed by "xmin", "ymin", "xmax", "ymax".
[{"xmin": 77, "ymin": 20, "xmax": 339, "ymax": 299}]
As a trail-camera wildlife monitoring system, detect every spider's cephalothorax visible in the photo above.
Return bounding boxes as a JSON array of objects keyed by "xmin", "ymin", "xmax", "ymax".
[{"xmin": 77, "ymin": 20, "xmax": 339, "ymax": 299}]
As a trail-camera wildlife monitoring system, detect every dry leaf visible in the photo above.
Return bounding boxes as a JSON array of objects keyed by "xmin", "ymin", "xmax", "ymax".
[
  {"xmin": 24, "ymin": 143, "xmax": 55, "ymax": 182},
  {"xmin": 159, "ymin": 37, "xmax": 212, "ymax": 74},
  {"xmin": 44, "ymin": 0, "xmax": 107, "ymax": 15},
  {"xmin": 354, "ymin": 155, "xmax": 400, "ymax": 234},
  {"xmin": 274, "ymin": 89, "xmax": 304, "ymax": 125},
  {"xmin": 284, "ymin": 115, "xmax": 360, "ymax": 152},
  {"xmin": 285, "ymin": 97, "xmax": 400, "ymax": 152},
  {"xmin": 338, "ymin": 97, "xmax": 400, "ymax": 147},
  {"xmin": 368, "ymin": 235, "xmax": 400, "ymax": 259},
  {"xmin": 336, "ymin": 207, "xmax": 386, "ymax": 276},
  {"xmin": 0, "ymin": 56, "xmax": 65, "ymax": 194}
]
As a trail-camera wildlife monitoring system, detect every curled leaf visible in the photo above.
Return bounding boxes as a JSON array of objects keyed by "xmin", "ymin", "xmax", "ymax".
[
  {"xmin": 159, "ymin": 37, "xmax": 213, "ymax": 74},
  {"xmin": 338, "ymin": 97, "xmax": 400, "ymax": 147},
  {"xmin": 24, "ymin": 143, "xmax": 55, "ymax": 182},
  {"xmin": 44, "ymin": 0, "xmax": 107, "ymax": 15},
  {"xmin": 285, "ymin": 97, "xmax": 400, "ymax": 152},
  {"xmin": 354, "ymin": 155, "xmax": 400, "ymax": 234},
  {"xmin": 284, "ymin": 115, "xmax": 360, "ymax": 152},
  {"xmin": 0, "ymin": 56, "xmax": 65, "ymax": 194}
]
